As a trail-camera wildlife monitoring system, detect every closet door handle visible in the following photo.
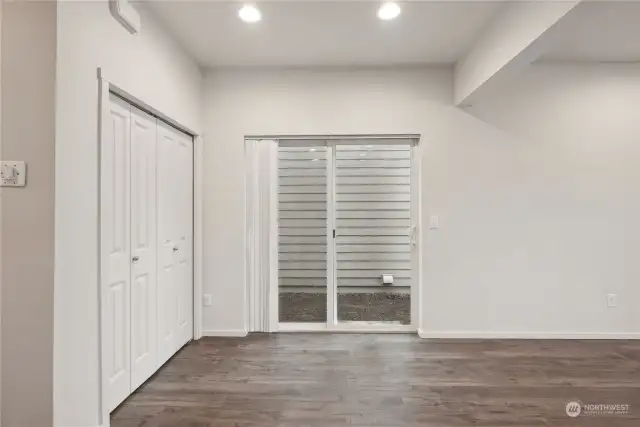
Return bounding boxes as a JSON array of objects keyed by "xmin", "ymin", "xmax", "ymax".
[
  {"xmin": 173, "ymin": 247, "xmax": 179, "ymax": 252},
  {"xmin": 132, "ymin": 256, "xmax": 140, "ymax": 262},
  {"xmin": 410, "ymin": 225, "xmax": 417, "ymax": 247}
]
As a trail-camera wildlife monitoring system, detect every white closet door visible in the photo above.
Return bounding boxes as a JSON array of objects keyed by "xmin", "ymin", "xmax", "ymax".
[
  {"xmin": 174, "ymin": 130, "xmax": 194, "ymax": 348},
  {"xmin": 129, "ymin": 106, "xmax": 158, "ymax": 390},
  {"xmin": 157, "ymin": 121, "xmax": 194, "ymax": 365},
  {"xmin": 103, "ymin": 94, "xmax": 132, "ymax": 411}
]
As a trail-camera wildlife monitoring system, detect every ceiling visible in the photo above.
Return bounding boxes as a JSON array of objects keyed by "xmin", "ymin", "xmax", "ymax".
[
  {"xmin": 146, "ymin": 1, "xmax": 503, "ymax": 68},
  {"xmin": 542, "ymin": 1, "xmax": 640, "ymax": 62}
]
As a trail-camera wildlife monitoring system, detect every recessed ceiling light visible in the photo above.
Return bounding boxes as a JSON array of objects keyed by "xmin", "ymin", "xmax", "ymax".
[
  {"xmin": 239, "ymin": 4, "xmax": 262, "ymax": 23},
  {"xmin": 378, "ymin": 2, "xmax": 401, "ymax": 21}
]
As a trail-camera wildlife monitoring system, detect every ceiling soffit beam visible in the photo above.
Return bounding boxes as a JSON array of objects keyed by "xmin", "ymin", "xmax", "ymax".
[{"xmin": 454, "ymin": 0, "xmax": 582, "ymax": 107}]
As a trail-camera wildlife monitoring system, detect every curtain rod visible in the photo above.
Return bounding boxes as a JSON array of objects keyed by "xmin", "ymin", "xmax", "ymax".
[{"xmin": 245, "ymin": 134, "xmax": 420, "ymax": 141}]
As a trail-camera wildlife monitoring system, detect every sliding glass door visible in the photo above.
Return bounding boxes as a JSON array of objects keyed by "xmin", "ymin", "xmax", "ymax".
[{"xmin": 276, "ymin": 138, "xmax": 417, "ymax": 331}]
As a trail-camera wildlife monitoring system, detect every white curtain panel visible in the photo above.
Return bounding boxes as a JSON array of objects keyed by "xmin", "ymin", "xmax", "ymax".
[{"xmin": 245, "ymin": 139, "xmax": 278, "ymax": 332}]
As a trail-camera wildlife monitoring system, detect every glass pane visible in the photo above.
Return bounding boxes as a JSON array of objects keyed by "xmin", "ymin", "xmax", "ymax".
[
  {"xmin": 335, "ymin": 144, "xmax": 411, "ymax": 325},
  {"xmin": 278, "ymin": 145, "xmax": 327, "ymax": 323}
]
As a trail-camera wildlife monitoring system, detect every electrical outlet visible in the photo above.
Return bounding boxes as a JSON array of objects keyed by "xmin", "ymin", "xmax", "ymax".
[
  {"xmin": 607, "ymin": 294, "xmax": 617, "ymax": 308},
  {"xmin": 203, "ymin": 294, "xmax": 212, "ymax": 307}
]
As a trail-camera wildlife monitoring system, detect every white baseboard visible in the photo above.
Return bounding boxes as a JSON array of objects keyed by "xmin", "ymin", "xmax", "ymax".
[
  {"xmin": 202, "ymin": 329, "xmax": 248, "ymax": 337},
  {"xmin": 417, "ymin": 329, "xmax": 640, "ymax": 340}
]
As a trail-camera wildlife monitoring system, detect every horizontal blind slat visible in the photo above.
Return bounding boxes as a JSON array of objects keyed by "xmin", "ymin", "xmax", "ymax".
[
  {"xmin": 279, "ymin": 228, "xmax": 327, "ymax": 236},
  {"xmin": 337, "ymin": 210, "xmax": 410, "ymax": 219},
  {"xmin": 336, "ymin": 219, "xmax": 410, "ymax": 228},
  {"xmin": 280, "ymin": 193, "xmax": 327, "ymax": 202},
  {"xmin": 280, "ymin": 244, "xmax": 327, "ymax": 252},
  {"xmin": 279, "ymin": 160, "xmax": 327, "ymax": 168},
  {"xmin": 337, "ymin": 252, "xmax": 410, "ymax": 261},
  {"xmin": 279, "ymin": 168, "xmax": 326, "ymax": 177},
  {"xmin": 280, "ymin": 219, "xmax": 327, "ymax": 228},
  {"xmin": 337, "ymin": 244, "xmax": 409, "ymax": 253},
  {"xmin": 280, "ymin": 176, "xmax": 329, "ymax": 186},
  {"xmin": 337, "ymin": 168, "xmax": 410, "ymax": 176},
  {"xmin": 336, "ymin": 193, "xmax": 409, "ymax": 202},
  {"xmin": 336, "ymin": 235, "xmax": 409, "ymax": 245},
  {"xmin": 336, "ymin": 151, "xmax": 410, "ymax": 160},
  {"xmin": 337, "ymin": 227, "xmax": 409, "ymax": 236},
  {"xmin": 280, "ymin": 202, "xmax": 327, "ymax": 211},
  {"xmin": 279, "ymin": 152, "xmax": 327, "ymax": 160},
  {"xmin": 338, "ymin": 201, "xmax": 410, "ymax": 211},
  {"xmin": 337, "ymin": 176, "xmax": 410, "ymax": 185},
  {"xmin": 336, "ymin": 159, "xmax": 411, "ymax": 168},
  {"xmin": 280, "ymin": 186, "xmax": 327, "ymax": 194},
  {"xmin": 279, "ymin": 211, "xmax": 327, "ymax": 219},
  {"xmin": 279, "ymin": 252, "xmax": 327, "ymax": 261},
  {"xmin": 279, "ymin": 261, "xmax": 327, "ymax": 270},
  {"xmin": 337, "ymin": 185, "xmax": 409, "ymax": 194}
]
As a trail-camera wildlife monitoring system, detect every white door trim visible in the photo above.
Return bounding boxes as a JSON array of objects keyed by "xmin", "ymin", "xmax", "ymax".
[
  {"xmin": 410, "ymin": 140, "xmax": 422, "ymax": 329},
  {"xmin": 97, "ymin": 68, "xmax": 203, "ymax": 427},
  {"xmin": 326, "ymin": 144, "xmax": 337, "ymax": 326},
  {"xmin": 193, "ymin": 135, "xmax": 204, "ymax": 341}
]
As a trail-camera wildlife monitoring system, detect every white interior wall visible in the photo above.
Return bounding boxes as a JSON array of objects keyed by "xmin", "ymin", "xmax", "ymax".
[
  {"xmin": 461, "ymin": 63, "xmax": 640, "ymax": 337},
  {"xmin": 1, "ymin": 3, "xmax": 57, "ymax": 427},
  {"xmin": 203, "ymin": 64, "xmax": 640, "ymax": 338},
  {"xmin": 54, "ymin": 2, "xmax": 203, "ymax": 426}
]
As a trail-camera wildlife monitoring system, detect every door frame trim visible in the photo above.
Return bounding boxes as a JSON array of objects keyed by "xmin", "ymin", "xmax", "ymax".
[{"xmin": 97, "ymin": 68, "xmax": 203, "ymax": 427}]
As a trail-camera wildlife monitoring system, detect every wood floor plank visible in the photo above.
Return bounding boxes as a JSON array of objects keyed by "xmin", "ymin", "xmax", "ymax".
[{"xmin": 111, "ymin": 334, "xmax": 640, "ymax": 427}]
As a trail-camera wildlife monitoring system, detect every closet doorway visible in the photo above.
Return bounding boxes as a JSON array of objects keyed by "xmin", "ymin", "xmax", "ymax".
[
  {"xmin": 101, "ymin": 93, "xmax": 194, "ymax": 412},
  {"xmin": 246, "ymin": 136, "xmax": 420, "ymax": 333}
]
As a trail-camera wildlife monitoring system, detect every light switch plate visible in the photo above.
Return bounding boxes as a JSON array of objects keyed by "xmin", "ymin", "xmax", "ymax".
[
  {"xmin": 203, "ymin": 294, "xmax": 212, "ymax": 307},
  {"xmin": 429, "ymin": 215, "xmax": 439, "ymax": 230},
  {"xmin": 1, "ymin": 161, "xmax": 27, "ymax": 187}
]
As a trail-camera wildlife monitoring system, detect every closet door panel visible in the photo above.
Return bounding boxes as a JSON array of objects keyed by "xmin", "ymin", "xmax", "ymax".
[
  {"xmin": 157, "ymin": 122, "xmax": 194, "ymax": 363},
  {"xmin": 104, "ymin": 94, "xmax": 132, "ymax": 411},
  {"xmin": 130, "ymin": 107, "xmax": 158, "ymax": 390},
  {"xmin": 175, "ymin": 131, "xmax": 194, "ymax": 348},
  {"xmin": 156, "ymin": 122, "xmax": 179, "ymax": 366}
]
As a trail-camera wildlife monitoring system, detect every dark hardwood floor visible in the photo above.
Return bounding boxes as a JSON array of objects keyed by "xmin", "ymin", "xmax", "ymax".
[{"xmin": 112, "ymin": 334, "xmax": 640, "ymax": 426}]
